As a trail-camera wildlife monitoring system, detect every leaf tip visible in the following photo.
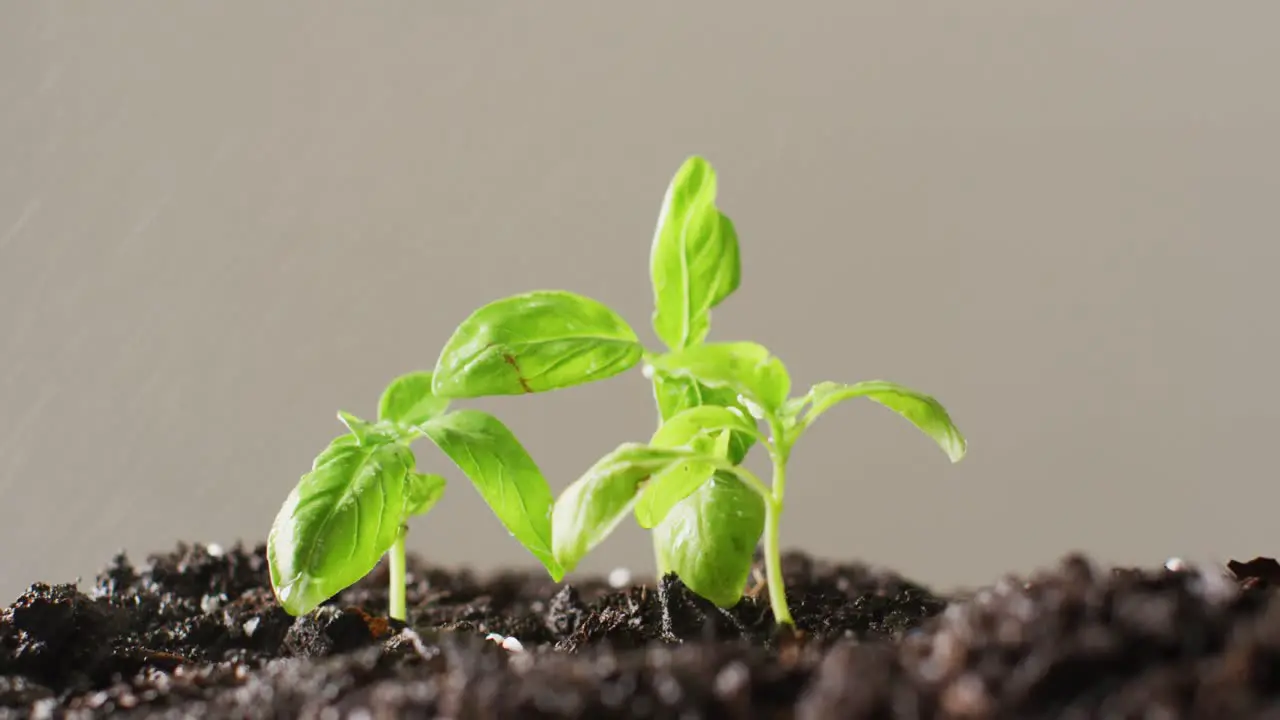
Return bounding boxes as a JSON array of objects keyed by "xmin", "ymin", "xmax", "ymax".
[{"xmin": 546, "ymin": 563, "xmax": 567, "ymax": 583}]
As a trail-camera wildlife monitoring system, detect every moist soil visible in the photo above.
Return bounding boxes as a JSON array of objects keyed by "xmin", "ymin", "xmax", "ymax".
[{"xmin": 4, "ymin": 545, "xmax": 1280, "ymax": 719}]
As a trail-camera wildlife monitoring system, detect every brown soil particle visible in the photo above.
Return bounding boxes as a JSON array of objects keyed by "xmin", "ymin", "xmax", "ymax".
[{"xmin": 3, "ymin": 544, "xmax": 1280, "ymax": 718}]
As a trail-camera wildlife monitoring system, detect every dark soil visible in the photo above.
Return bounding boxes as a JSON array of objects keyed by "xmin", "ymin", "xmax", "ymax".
[{"xmin": 4, "ymin": 545, "xmax": 1280, "ymax": 719}]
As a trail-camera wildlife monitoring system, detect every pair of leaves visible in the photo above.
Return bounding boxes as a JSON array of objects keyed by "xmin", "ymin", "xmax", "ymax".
[
  {"xmin": 269, "ymin": 372, "xmax": 566, "ymax": 617},
  {"xmin": 649, "ymin": 341, "xmax": 791, "ymax": 417},
  {"xmin": 549, "ymin": 438, "xmax": 765, "ymax": 610},
  {"xmin": 652, "ymin": 374, "xmax": 756, "ymax": 465},
  {"xmin": 635, "ymin": 405, "xmax": 759, "ymax": 529},
  {"xmin": 379, "ymin": 375, "xmax": 563, "ymax": 577},
  {"xmin": 646, "ymin": 342, "xmax": 967, "ymax": 465},
  {"xmin": 550, "ymin": 404, "xmax": 767, "ymax": 609},
  {"xmin": 551, "ymin": 443, "xmax": 710, "ymax": 574},
  {"xmin": 642, "ymin": 404, "xmax": 768, "ymax": 608},
  {"xmin": 647, "ymin": 375, "xmax": 767, "ymax": 607}
]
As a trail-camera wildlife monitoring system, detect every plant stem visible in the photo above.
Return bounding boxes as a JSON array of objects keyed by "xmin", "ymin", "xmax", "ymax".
[
  {"xmin": 762, "ymin": 495, "xmax": 793, "ymax": 626},
  {"xmin": 763, "ymin": 416, "xmax": 794, "ymax": 626},
  {"xmin": 389, "ymin": 528, "xmax": 407, "ymax": 622}
]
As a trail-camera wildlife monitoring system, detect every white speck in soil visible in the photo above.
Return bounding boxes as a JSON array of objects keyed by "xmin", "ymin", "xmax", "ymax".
[
  {"xmin": 243, "ymin": 617, "xmax": 261, "ymax": 637},
  {"xmin": 1164, "ymin": 557, "xmax": 1189, "ymax": 572},
  {"xmin": 31, "ymin": 698, "xmax": 57, "ymax": 720},
  {"xmin": 206, "ymin": 543, "xmax": 225, "ymax": 557},
  {"xmin": 941, "ymin": 673, "xmax": 992, "ymax": 717},
  {"xmin": 654, "ymin": 673, "xmax": 683, "ymax": 705},
  {"xmin": 501, "ymin": 636, "xmax": 525, "ymax": 653},
  {"xmin": 608, "ymin": 567, "xmax": 632, "ymax": 588},
  {"xmin": 200, "ymin": 593, "xmax": 224, "ymax": 614},
  {"xmin": 714, "ymin": 660, "xmax": 749, "ymax": 698}
]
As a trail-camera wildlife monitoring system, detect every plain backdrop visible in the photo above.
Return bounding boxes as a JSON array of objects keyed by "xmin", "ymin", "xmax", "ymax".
[{"xmin": 3, "ymin": 2, "xmax": 1279, "ymax": 604}]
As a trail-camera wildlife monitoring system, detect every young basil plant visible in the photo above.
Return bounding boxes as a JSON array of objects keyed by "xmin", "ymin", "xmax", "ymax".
[
  {"xmin": 642, "ymin": 341, "xmax": 967, "ymax": 625},
  {"xmin": 428, "ymin": 157, "xmax": 762, "ymax": 601},
  {"xmin": 422, "ymin": 154, "xmax": 966, "ymax": 627},
  {"xmin": 268, "ymin": 370, "xmax": 565, "ymax": 622}
]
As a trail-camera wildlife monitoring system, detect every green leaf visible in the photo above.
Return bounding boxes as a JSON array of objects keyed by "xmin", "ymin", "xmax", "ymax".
[
  {"xmin": 552, "ymin": 443, "xmax": 712, "ymax": 573},
  {"xmin": 337, "ymin": 411, "xmax": 376, "ymax": 444},
  {"xmin": 650, "ymin": 404, "xmax": 759, "ymax": 448},
  {"xmin": 648, "ymin": 342, "xmax": 791, "ymax": 415},
  {"xmin": 268, "ymin": 434, "xmax": 417, "ymax": 616},
  {"xmin": 420, "ymin": 409, "xmax": 564, "ymax": 579},
  {"xmin": 404, "ymin": 472, "xmax": 447, "ymax": 516},
  {"xmin": 432, "ymin": 290, "xmax": 644, "ymax": 398},
  {"xmin": 337, "ymin": 411, "xmax": 411, "ymax": 446},
  {"xmin": 378, "ymin": 371, "xmax": 450, "ymax": 427},
  {"xmin": 635, "ymin": 406, "xmax": 760, "ymax": 529},
  {"xmin": 650, "ymin": 155, "xmax": 742, "ymax": 351},
  {"xmin": 802, "ymin": 381, "xmax": 967, "ymax": 462},
  {"xmin": 653, "ymin": 373, "xmax": 756, "ymax": 464},
  {"xmin": 652, "ymin": 471, "xmax": 766, "ymax": 608}
]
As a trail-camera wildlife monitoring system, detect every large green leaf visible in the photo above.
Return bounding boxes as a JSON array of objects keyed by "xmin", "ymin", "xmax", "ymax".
[
  {"xmin": 267, "ymin": 433, "xmax": 418, "ymax": 616},
  {"xmin": 648, "ymin": 342, "xmax": 791, "ymax": 416},
  {"xmin": 432, "ymin": 290, "xmax": 644, "ymax": 398},
  {"xmin": 653, "ymin": 373, "xmax": 756, "ymax": 464},
  {"xmin": 378, "ymin": 371, "xmax": 451, "ymax": 427},
  {"xmin": 650, "ymin": 155, "xmax": 742, "ymax": 351},
  {"xmin": 800, "ymin": 381, "xmax": 967, "ymax": 462},
  {"xmin": 420, "ymin": 409, "xmax": 564, "ymax": 579},
  {"xmin": 552, "ymin": 443, "xmax": 712, "ymax": 573},
  {"xmin": 634, "ymin": 405, "xmax": 759, "ymax": 529},
  {"xmin": 653, "ymin": 471, "xmax": 766, "ymax": 608}
]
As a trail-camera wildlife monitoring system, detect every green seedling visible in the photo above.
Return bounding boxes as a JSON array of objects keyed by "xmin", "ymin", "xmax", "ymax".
[
  {"xmin": 267, "ymin": 371, "xmax": 566, "ymax": 620},
  {"xmin": 428, "ymin": 156, "xmax": 967, "ymax": 625}
]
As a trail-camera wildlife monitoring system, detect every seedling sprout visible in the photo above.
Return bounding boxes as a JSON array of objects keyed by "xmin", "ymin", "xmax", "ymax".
[{"xmin": 267, "ymin": 155, "xmax": 966, "ymax": 627}]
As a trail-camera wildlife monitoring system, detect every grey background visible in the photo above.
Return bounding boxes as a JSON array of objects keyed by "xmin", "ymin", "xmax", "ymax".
[{"xmin": 3, "ymin": 2, "xmax": 1278, "ymax": 604}]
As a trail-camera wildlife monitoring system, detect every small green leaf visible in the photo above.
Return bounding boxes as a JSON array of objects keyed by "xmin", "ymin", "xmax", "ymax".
[
  {"xmin": 337, "ymin": 411, "xmax": 376, "ymax": 444},
  {"xmin": 780, "ymin": 396, "xmax": 811, "ymax": 423},
  {"xmin": 432, "ymin": 290, "xmax": 644, "ymax": 398},
  {"xmin": 420, "ymin": 409, "xmax": 564, "ymax": 579},
  {"xmin": 711, "ymin": 428, "xmax": 733, "ymax": 457},
  {"xmin": 635, "ymin": 406, "xmax": 760, "ymax": 529},
  {"xmin": 337, "ymin": 411, "xmax": 407, "ymax": 446},
  {"xmin": 378, "ymin": 371, "xmax": 450, "ymax": 427},
  {"xmin": 648, "ymin": 342, "xmax": 791, "ymax": 415},
  {"xmin": 268, "ymin": 434, "xmax": 417, "ymax": 616},
  {"xmin": 552, "ymin": 443, "xmax": 712, "ymax": 573},
  {"xmin": 802, "ymin": 381, "xmax": 967, "ymax": 462},
  {"xmin": 650, "ymin": 404, "xmax": 760, "ymax": 448},
  {"xmin": 653, "ymin": 373, "xmax": 756, "ymax": 464},
  {"xmin": 650, "ymin": 156, "xmax": 742, "ymax": 350},
  {"xmin": 652, "ymin": 471, "xmax": 766, "ymax": 608},
  {"xmin": 404, "ymin": 472, "xmax": 447, "ymax": 516}
]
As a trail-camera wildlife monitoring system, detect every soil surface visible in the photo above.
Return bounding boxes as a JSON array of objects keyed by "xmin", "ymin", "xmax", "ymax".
[{"xmin": 3, "ymin": 544, "xmax": 1280, "ymax": 718}]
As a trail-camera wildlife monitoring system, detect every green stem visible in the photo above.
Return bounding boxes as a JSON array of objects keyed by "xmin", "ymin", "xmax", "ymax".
[
  {"xmin": 762, "ymin": 495, "xmax": 793, "ymax": 626},
  {"xmin": 389, "ymin": 527, "xmax": 407, "ymax": 621},
  {"xmin": 763, "ymin": 416, "xmax": 794, "ymax": 626}
]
